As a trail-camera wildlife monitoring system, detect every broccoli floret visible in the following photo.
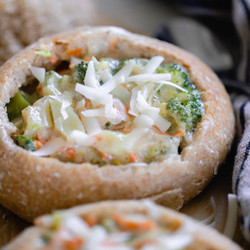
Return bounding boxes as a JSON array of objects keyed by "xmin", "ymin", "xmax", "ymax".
[
  {"xmin": 163, "ymin": 93, "xmax": 203, "ymax": 131},
  {"xmin": 157, "ymin": 63, "xmax": 197, "ymax": 92},
  {"xmin": 74, "ymin": 61, "xmax": 88, "ymax": 84},
  {"xmin": 157, "ymin": 62, "xmax": 203, "ymax": 132},
  {"xmin": 15, "ymin": 135, "xmax": 36, "ymax": 151}
]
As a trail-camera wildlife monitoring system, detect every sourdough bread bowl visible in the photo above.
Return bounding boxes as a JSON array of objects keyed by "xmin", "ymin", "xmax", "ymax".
[
  {"xmin": 0, "ymin": 26, "xmax": 235, "ymax": 221},
  {"xmin": 2, "ymin": 200, "xmax": 241, "ymax": 250}
]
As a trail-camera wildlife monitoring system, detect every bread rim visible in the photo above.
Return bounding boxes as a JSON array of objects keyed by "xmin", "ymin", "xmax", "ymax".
[
  {"xmin": 0, "ymin": 26, "xmax": 235, "ymax": 221},
  {"xmin": 2, "ymin": 200, "xmax": 241, "ymax": 250}
]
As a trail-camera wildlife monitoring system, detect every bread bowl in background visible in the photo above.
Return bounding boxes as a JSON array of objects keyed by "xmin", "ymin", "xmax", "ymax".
[{"xmin": 2, "ymin": 200, "xmax": 241, "ymax": 250}]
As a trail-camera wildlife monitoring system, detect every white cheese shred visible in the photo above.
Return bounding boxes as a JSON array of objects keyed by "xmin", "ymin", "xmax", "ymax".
[
  {"xmin": 127, "ymin": 73, "xmax": 171, "ymax": 84},
  {"xmin": 201, "ymin": 197, "xmax": 216, "ymax": 227},
  {"xmin": 156, "ymin": 80, "xmax": 188, "ymax": 92},
  {"xmin": 142, "ymin": 56, "xmax": 164, "ymax": 73},
  {"xmin": 84, "ymin": 60, "xmax": 100, "ymax": 88},
  {"xmin": 60, "ymin": 91, "xmax": 73, "ymax": 120},
  {"xmin": 30, "ymin": 66, "xmax": 45, "ymax": 83},
  {"xmin": 100, "ymin": 60, "xmax": 135, "ymax": 93},
  {"xmin": 30, "ymin": 138, "xmax": 65, "ymax": 156},
  {"xmin": 70, "ymin": 130, "xmax": 92, "ymax": 147},
  {"xmin": 223, "ymin": 194, "xmax": 238, "ymax": 239}
]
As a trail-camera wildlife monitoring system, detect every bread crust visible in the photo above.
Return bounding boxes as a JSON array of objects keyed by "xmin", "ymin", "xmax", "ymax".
[
  {"xmin": 2, "ymin": 200, "xmax": 241, "ymax": 250},
  {"xmin": 0, "ymin": 26, "xmax": 235, "ymax": 221}
]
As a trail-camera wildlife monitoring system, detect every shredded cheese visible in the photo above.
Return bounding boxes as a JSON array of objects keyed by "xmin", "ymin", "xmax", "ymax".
[
  {"xmin": 30, "ymin": 66, "xmax": 45, "ymax": 83},
  {"xmin": 127, "ymin": 73, "xmax": 171, "ymax": 84},
  {"xmin": 142, "ymin": 56, "xmax": 164, "ymax": 73},
  {"xmin": 100, "ymin": 60, "xmax": 135, "ymax": 93},
  {"xmin": 223, "ymin": 194, "xmax": 238, "ymax": 239},
  {"xmin": 156, "ymin": 80, "xmax": 188, "ymax": 92},
  {"xmin": 30, "ymin": 138, "xmax": 65, "ymax": 156},
  {"xmin": 84, "ymin": 60, "xmax": 100, "ymax": 88}
]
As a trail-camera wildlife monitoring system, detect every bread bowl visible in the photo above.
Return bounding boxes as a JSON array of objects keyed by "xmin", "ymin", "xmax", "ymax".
[
  {"xmin": 0, "ymin": 26, "xmax": 235, "ymax": 221},
  {"xmin": 2, "ymin": 200, "xmax": 241, "ymax": 250}
]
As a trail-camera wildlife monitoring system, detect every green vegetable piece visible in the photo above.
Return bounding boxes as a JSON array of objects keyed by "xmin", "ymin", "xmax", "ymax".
[
  {"xmin": 75, "ymin": 61, "xmax": 88, "ymax": 84},
  {"xmin": 34, "ymin": 44, "xmax": 52, "ymax": 58},
  {"xmin": 105, "ymin": 122, "xmax": 111, "ymax": 129},
  {"xmin": 157, "ymin": 63, "xmax": 196, "ymax": 92},
  {"xmin": 7, "ymin": 92, "xmax": 30, "ymax": 120},
  {"xmin": 15, "ymin": 135, "xmax": 36, "ymax": 151},
  {"xmin": 41, "ymin": 230, "xmax": 53, "ymax": 244},
  {"xmin": 51, "ymin": 212, "xmax": 63, "ymax": 230},
  {"xmin": 164, "ymin": 93, "xmax": 203, "ymax": 131},
  {"xmin": 101, "ymin": 218, "xmax": 117, "ymax": 233}
]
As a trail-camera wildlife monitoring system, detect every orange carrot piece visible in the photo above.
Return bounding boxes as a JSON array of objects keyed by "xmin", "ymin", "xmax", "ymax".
[
  {"xmin": 66, "ymin": 48, "xmax": 82, "ymax": 57},
  {"xmin": 64, "ymin": 147, "xmax": 76, "ymax": 160},
  {"xmin": 99, "ymin": 151, "xmax": 112, "ymax": 161},
  {"xmin": 122, "ymin": 123, "xmax": 133, "ymax": 134},
  {"xmin": 112, "ymin": 213, "xmax": 156, "ymax": 231},
  {"xmin": 152, "ymin": 125, "xmax": 166, "ymax": 135},
  {"xmin": 110, "ymin": 37, "xmax": 118, "ymax": 49},
  {"xmin": 64, "ymin": 237, "xmax": 84, "ymax": 250},
  {"xmin": 36, "ymin": 133, "xmax": 48, "ymax": 144},
  {"xmin": 34, "ymin": 140, "xmax": 43, "ymax": 150},
  {"xmin": 83, "ymin": 57, "xmax": 90, "ymax": 62},
  {"xmin": 122, "ymin": 84, "xmax": 130, "ymax": 91},
  {"xmin": 153, "ymin": 126, "xmax": 185, "ymax": 137},
  {"xmin": 49, "ymin": 53, "xmax": 59, "ymax": 64},
  {"xmin": 165, "ymin": 130, "xmax": 185, "ymax": 137},
  {"xmin": 36, "ymin": 86, "xmax": 43, "ymax": 94},
  {"xmin": 84, "ymin": 99, "xmax": 92, "ymax": 109},
  {"xmin": 86, "ymin": 215, "xmax": 97, "ymax": 227},
  {"xmin": 94, "ymin": 134, "xmax": 103, "ymax": 142},
  {"xmin": 129, "ymin": 152, "xmax": 140, "ymax": 163}
]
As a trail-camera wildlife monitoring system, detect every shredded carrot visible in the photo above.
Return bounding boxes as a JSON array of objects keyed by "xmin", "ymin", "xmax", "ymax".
[
  {"xmin": 83, "ymin": 57, "xmax": 90, "ymax": 62},
  {"xmin": 86, "ymin": 215, "xmax": 97, "ymax": 227},
  {"xmin": 94, "ymin": 134, "xmax": 103, "ymax": 142},
  {"xmin": 125, "ymin": 106, "xmax": 129, "ymax": 114},
  {"xmin": 66, "ymin": 48, "xmax": 82, "ymax": 57},
  {"xmin": 122, "ymin": 84, "xmax": 130, "ymax": 91},
  {"xmin": 34, "ymin": 140, "xmax": 43, "ymax": 150},
  {"xmin": 112, "ymin": 213, "xmax": 156, "ymax": 231},
  {"xmin": 153, "ymin": 126, "xmax": 185, "ymax": 137},
  {"xmin": 129, "ymin": 152, "xmax": 140, "ymax": 163},
  {"xmin": 64, "ymin": 237, "xmax": 84, "ymax": 250},
  {"xmin": 165, "ymin": 130, "xmax": 185, "ymax": 137},
  {"xmin": 65, "ymin": 147, "xmax": 76, "ymax": 160},
  {"xmin": 122, "ymin": 123, "xmax": 133, "ymax": 134},
  {"xmin": 36, "ymin": 133, "xmax": 47, "ymax": 144},
  {"xmin": 36, "ymin": 86, "xmax": 43, "ymax": 94},
  {"xmin": 152, "ymin": 125, "xmax": 167, "ymax": 135},
  {"xmin": 111, "ymin": 37, "xmax": 118, "ymax": 49},
  {"xmin": 84, "ymin": 99, "xmax": 92, "ymax": 109},
  {"xmin": 49, "ymin": 53, "xmax": 58, "ymax": 64},
  {"xmin": 168, "ymin": 218, "xmax": 182, "ymax": 231},
  {"xmin": 99, "ymin": 151, "xmax": 111, "ymax": 161},
  {"xmin": 36, "ymin": 133, "xmax": 42, "ymax": 141}
]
